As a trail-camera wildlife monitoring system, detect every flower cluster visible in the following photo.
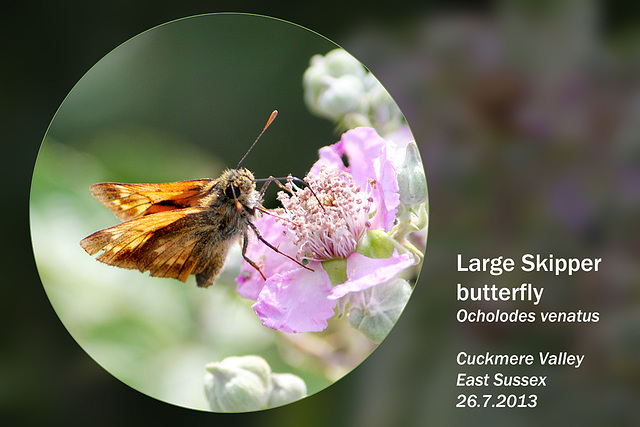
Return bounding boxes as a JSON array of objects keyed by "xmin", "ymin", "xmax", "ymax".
[
  {"xmin": 236, "ymin": 127, "xmax": 425, "ymax": 341},
  {"xmin": 303, "ymin": 48, "xmax": 406, "ymax": 138},
  {"xmin": 204, "ymin": 355, "xmax": 306, "ymax": 412}
]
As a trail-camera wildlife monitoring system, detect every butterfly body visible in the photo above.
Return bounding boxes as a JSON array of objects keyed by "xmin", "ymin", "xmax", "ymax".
[{"xmin": 80, "ymin": 168, "xmax": 260, "ymax": 288}]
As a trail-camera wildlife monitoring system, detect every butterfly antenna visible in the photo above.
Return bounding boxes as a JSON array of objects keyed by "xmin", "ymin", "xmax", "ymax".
[{"xmin": 237, "ymin": 110, "xmax": 278, "ymax": 168}]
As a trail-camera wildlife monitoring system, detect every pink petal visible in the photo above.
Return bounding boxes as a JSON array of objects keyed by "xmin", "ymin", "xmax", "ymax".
[
  {"xmin": 310, "ymin": 128, "xmax": 400, "ymax": 232},
  {"xmin": 252, "ymin": 262, "xmax": 336, "ymax": 333},
  {"xmin": 310, "ymin": 128, "xmax": 386, "ymax": 187},
  {"xmin": 236, "ymin": 214, "xmax": 299, "ymax": 300},
  {"xmin": 370, "ymin": 143, "xmax": 400, "ymax": 231},
  {"xmin": 341, "ymin": 128, "xmax": 386, "ymax": 189},
  {"xmin": 328, "ymin": 251, "xmax": 415, "ymax": 300},
  {"xmin": 310, "ymin": 139, "xmax": 346, "ymax": 176}
]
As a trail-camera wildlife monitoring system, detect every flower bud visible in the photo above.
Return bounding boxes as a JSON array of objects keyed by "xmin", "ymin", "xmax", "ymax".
[
  {"xmin": 204, "ymin": 356, "xmax": 272, "ymax": 412},
  {"xmin": 348, "ymin": 278, "xmax": 412, "ymax": 343},
  {"xmin": 315, "ymin": 75, "xmax": 364, "ymax": 119},
  {"xmin": 267, "ymin": 373, "xmax": 308, "ymax": 408},
  {"xmin": 396, "ymin": 141, "xmax": 428, "ymax": 206},
  {"xmin": 303, "ymin": 49, "xmax": 368, "ymax": 121},
  {"xmin": 303, "ymin": 48, "xmax": 408, "ymax": 137},
  {"xmin": 221, "ymin": 355, "xmax": 272, "ymax": 385},
  {"xmin": 323, "ymin": 48, "xmax": 367, "ymax": 79}
]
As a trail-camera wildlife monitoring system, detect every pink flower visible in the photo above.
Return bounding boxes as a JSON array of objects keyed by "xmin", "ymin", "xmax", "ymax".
[{"xmin": 236, "ymin": 128, "xmax": 415, "ymax": 333}]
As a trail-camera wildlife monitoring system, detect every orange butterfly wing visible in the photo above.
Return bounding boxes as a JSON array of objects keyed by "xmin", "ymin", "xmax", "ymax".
[
  {"xmin": 90, "ymin": 179, "xmax": 216, "ymax": 221},
  {"xmin": 80, "ymin": 207, "xmax": 230, "ymax": 287}
]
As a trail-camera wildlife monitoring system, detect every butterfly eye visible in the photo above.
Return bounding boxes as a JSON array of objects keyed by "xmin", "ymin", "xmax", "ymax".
[{"xmin": 225, "ymin": 184, "xmax": 241, "ymax": 200}]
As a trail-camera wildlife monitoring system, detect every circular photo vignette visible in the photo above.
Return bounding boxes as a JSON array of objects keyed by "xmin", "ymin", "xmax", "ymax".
[{"xmin": 30, "ymin": 13, "xmax": 427, "ymax": 412}]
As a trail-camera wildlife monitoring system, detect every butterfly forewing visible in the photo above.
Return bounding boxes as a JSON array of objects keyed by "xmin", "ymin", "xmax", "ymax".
[{"xmin": 90, "ymin": 179, "xmax": 216, "ymax": 221}]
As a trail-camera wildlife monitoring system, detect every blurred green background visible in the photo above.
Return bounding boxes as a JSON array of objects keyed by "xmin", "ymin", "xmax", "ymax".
[{"xmin": 7, "ymin": 0, "xmax": 640, "ymax": 426}]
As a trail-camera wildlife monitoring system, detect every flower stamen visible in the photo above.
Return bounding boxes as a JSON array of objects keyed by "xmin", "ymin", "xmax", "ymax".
[{"xmin": 276, "ymin": 167, "xmax": 372, "ymax": 261}]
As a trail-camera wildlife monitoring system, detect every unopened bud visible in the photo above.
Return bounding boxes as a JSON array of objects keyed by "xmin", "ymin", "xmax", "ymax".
[
  {"xmin": 348, "ymin": 278, "xmax": 412, "ymax": 343},
  {"xmin": 323, "ymin": 48, "xmax": 367, "ymax": 78},
  {"xmin": 303, "ymin": 49, "xmax": 368, "ymax": 122},
  {"xmin": 396, "ymin": 141, "xmax": 427, "ymax": 206},
  {"xmin": 315, "ymin": 75, "xmax": 364, "ymax": 119},
  {"xmin": 267, "ymin": 373, "xmax": 307, "ymax": 408},
  {"xmin": 204, "ymin": 356, "xmax": 272, "ymax": 412}
]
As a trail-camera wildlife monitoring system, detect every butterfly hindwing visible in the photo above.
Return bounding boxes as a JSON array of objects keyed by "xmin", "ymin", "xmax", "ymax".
[{"xmin": 80, "ymin": 207, "xmax": 230, "ymax": 287}]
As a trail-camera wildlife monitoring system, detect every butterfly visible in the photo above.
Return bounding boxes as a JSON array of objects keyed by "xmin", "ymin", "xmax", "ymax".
[{"xmin": 80, "ymin": 110, "xmax": 309, "ymax": 287}]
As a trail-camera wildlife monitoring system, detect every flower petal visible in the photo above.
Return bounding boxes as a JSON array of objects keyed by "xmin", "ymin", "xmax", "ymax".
[
  {"xmin": 252, "ymin": 262, "xmax": 336, "ymax": 333},
  {"xmin": 340, "ymin": 127, "xmax": 388, "ymax": 188},
  {"xmin": 310, "ymin": 139, "xmax": 346, "ymax": 176},
  {"xmin": 310, "ymin": 127, "xmax": 388, "ymax": 184},
  {"xmin": 236, "ymin": 215, "xmax": 299, "ymax": 300},
  {"xmin": 370, "ymin": 143, "xmax": 400, "ymax": 231},
  {"xmin": 328, "ymin": 251, "xmax": 415, "ymax": 300}
]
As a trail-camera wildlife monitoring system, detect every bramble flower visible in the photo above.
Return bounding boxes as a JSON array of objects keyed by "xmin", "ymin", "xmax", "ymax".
[{"xmin": 236, "ymin": 127, "xmax": 422, "ymax": 337}]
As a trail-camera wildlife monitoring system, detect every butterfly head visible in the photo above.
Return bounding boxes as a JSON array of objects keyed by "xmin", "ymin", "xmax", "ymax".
[{"xmin": 220, "ymin": 168, "xmax": 259, "ymax": 210}]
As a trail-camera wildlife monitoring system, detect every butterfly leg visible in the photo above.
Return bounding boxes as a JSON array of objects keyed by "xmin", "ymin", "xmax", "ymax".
[
  {"xmin": 246, "ymin": 221, "xmax": 313, "ymax": 273},
  {"xmin": 241, "ymin": 230, "xmax": 267, "ymax": 281},
  {"xmin": 257, "ymin": 176, "xmax": 292, "ymax": 199}
]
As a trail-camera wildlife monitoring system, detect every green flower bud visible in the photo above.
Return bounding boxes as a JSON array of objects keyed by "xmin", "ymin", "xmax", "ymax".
[
  {"xmin": 323, "ymin": 48, "xmax": 367, "ymax": 79},
  {"xmin": 316, "ymin": 75, "xmax": 364, "ymax": 119},
  {"xmin": 302, "ymin": 58, "xmax": 328, "ymax": 108},
  {"xmin": 396, "ymin": 141, "xmax": 427, "ymax": 206},
  {"xmin": 221, "ymin": 355, "xmax": 272, "ymax": 386},
  {"xmin": 204, "ymin": 356, "xmax": 272, "ymax": 412},
  {"xmin": 348, "ymin": 278, "xmax": 412, "ymax": 343},
  {"xmin": 303, "ymin": 49, "xmax": 368, "ymax": 122},
  {"xmin": 267, "ymin": 373, "xmax": 308, "ymax": 408},
  {"xmin": 302, "ymin": 48, "xmax": 407, "ymax": 136}
]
